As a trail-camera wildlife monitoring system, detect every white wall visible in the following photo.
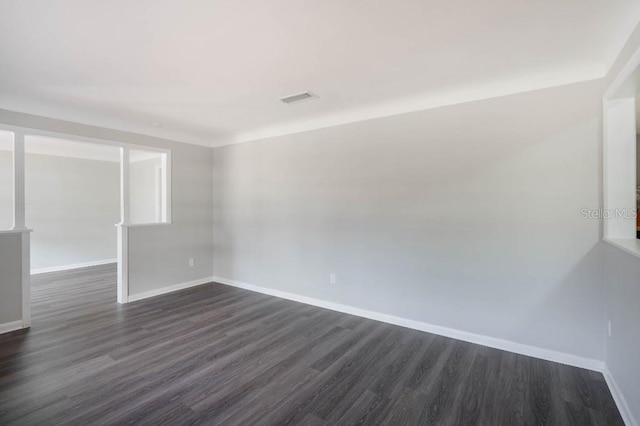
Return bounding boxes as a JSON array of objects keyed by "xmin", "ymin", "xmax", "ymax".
[
  {"xmin": 213, "ymin": 79, "xmax": 606, "ymax": 361},
  {"xmin": 23, "ymin": 152, "xmax": 119, "ymax": 270},
  {"xmin": 0, "ymin": 108, "xmax": 214, "ymax": 299}
]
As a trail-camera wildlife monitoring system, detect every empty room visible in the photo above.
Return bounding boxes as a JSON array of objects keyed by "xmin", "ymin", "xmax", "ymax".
[{"xmin": 1, "ymin": 1, "xmax": 639, "ymax": 425}]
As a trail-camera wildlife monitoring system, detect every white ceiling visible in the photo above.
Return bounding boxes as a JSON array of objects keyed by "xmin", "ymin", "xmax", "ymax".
[{"xmin": 1, "ymin": 0, "xmax": 639, "ymax": 147}]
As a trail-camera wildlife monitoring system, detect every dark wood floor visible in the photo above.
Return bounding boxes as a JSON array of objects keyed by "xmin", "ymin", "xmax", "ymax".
[{"xmin": 0, "ymin": 264, "xmax": 624, "ymax": 425}]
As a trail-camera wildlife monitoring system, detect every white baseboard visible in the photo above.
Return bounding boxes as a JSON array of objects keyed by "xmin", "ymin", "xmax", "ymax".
[
  {"xmin": 0, "ymin": 320, "xmax": 26, "ymax": 335},
  {"xmin": 127, "ymin": 277, "xmax": 214, "ymax": 302},
  {"xmin": 31, "ymin": 258, "xmax": 117, "ymax": 275},
  {"xmin": 603, "ymin": 367, "xmax": 638, "ymax": 426},
  {"xmin": 211, "ymin": 275, "xmax": 604, "ymax": 372}
]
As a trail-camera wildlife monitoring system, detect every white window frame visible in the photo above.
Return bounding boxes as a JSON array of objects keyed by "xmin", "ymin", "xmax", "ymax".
[{"xmin": 603, "ymin": 45, "xmax": 640, "ymax": 257}]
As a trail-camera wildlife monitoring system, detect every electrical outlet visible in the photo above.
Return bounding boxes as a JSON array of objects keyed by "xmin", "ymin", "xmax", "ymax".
[
  {"xmin": 608, "ymin": 320, "xmax": 612, "ymax": 337},
  {"xmin": 189, "ymin": 258, "xmax": 195, "ymax": 267},
  {"xmin": 330, "ymin": 273, "xmax": 336, "ymax": 284}
]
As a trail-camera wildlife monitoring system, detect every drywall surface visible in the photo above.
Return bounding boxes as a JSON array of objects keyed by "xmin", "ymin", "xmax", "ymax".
[
  {"xmin": 0, "ymin": 232, "xmax": 22, "ymax": 324},
  {"xmin": 213, "ymin": 79, "xmax": 606, "ymax": 361},
  {"xmin": 604, "ymin": 244, "xmax": 640, "ymax": 425},
  {"xmin": 23, "ymin": 152, "xmax": 119, "ymax": 270},
  {"xmin": 0, "ymin": 109, "xmax": 214, "ymax": 297}
]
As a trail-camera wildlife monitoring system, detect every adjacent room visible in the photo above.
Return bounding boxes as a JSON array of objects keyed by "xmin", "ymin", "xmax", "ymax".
[
  {"xmin": 25, "ymin": 137, "xmax": 120, "ymax": 270},
  {"xmin": 1, "ymin": 1, "xmax": 639, "ymax": 425}
]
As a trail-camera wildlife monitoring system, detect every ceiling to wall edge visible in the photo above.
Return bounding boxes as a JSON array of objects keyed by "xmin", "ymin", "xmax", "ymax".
[
  {"xmin": 221, "ymin": 73, "xmax": 607, "ymax": 148},
  {"xmin": 0, "ymin": 73, "xmax": 613, "ymax": 151}
]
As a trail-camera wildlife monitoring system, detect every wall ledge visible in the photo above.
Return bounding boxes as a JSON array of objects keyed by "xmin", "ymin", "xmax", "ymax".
[
  {"xmin": 604, "ymin": 237, "xmax": 640, "ymax": 259},
  {"xmin": 0, "ymin": 228, "xmax": 33, "ymax": 234}
]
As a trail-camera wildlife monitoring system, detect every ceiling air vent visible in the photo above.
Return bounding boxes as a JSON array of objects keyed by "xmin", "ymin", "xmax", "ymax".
[{"xmin": 280, "ymin": 91, "xmax": 318, "ymax": 104}]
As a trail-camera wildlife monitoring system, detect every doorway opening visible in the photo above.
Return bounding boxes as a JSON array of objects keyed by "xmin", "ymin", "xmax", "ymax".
[
  {"xmin": 0, "ymin": 125, "xmax": 172, "ymax": 329},
  {"xmin": 25, "ymin": 136, "xmax": 121, "ymax": 309}
]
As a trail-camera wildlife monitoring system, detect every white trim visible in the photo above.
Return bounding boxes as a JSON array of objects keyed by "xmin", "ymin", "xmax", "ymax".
[
  {"xmin": 603, "ymin": 367, "xmax": 638, "ymax": 426},
  {"xmin": 127, "ymin": 277, "xmax": 213, "ymax": 303},
  {"xmin": 13, "ymin": 133, "xmax": 31, "ymax": 328},
  {"xmin": 117, "ymin": 226, "xmax": 128, "ymax": 304},
  {"xmin": 0, "ymin": 228, "xmax": 32, "ymax": 234},
  {"xmin": 117, "ymin": 147, "xmax": 130, "ymax": 304},
  {"xmin": 211, "ymin": 276, "xmax": 605, "ymax": 372},
  {"xmin": 30, "ymin": 258, "xmax": 117, "ymax": 275},
  {"xmin": 0, "ymin": 320, "xmax": 25, "ymax": 335}
]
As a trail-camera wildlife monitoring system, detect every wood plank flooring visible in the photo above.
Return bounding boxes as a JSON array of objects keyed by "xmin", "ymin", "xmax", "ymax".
[{"xmin": 0, "ymin": 264, "xmax": 624, "ymax": 425}]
